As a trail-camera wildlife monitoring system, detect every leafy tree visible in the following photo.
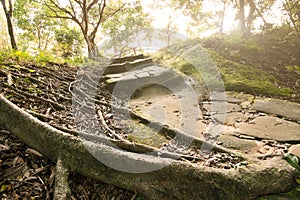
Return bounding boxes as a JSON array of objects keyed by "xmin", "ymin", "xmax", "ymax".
[
  {"xmin": 283, "ymin": 0, "xmax": 300, "ymax": 33},
  {"xmin": 101, "ymin": 0, "xmax": 151, "ymax": 56},
  {"xmin": 234, "ymin": 0, "xmax": 276, "ymax": 35},
  {"xmin": 53, "ymin": 26, "xmax": 84, "ymax": 58},
  {"xmin": 44, "ymin": 0, "xmax": 125, "ymax": 58},
  {"xmin": 0, "ymin": 0, "xmax": 17, "ymax": 49},
  {"xmin": 169, "ymin": 0, "xmax": 229, "ymax": 36},
  {"xmin": 14, "ymin": 0, "xmax": 58, "ymax": 52}
]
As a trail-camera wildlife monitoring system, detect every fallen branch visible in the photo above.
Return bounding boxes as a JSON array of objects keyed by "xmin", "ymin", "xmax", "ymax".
[{"xmin": 97, "ymin": 108, "xmax": 128, "ymax": 142}]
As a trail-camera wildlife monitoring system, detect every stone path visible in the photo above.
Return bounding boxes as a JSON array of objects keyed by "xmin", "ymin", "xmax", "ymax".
[
  {"xmin": 103, "ymin": 55, "xmax": 300, "ymax": 198},
  {"xmin": 104, "ymin": 55, "xmax": 300, "ymax": 159}
]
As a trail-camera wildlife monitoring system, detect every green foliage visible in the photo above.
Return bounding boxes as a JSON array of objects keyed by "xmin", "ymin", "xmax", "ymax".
[
  {"xmin": 0, "ymin": 50, "xmax": 32, "ymax": 63},
  {"xmin": 35, "ymin": 51, "xmax": 63, "ymax": 64},
  {"xmin": 137, "ymin": 194, "xmax": 145, "ymax": 200},
  {"xmin": 27, "ymin": 85, "xmax": 41, "ymax": 94},
  {"xmin": 53, "ymin": 26, "xmax": 84, "ymax": 59},
  {"xmin": 283, "ymin": 0, "xmax": 300, "ymax": 33},
  {"xmin": 101, "ymin": 0, "xmax": 151, "ymax": 56},
  {"xmin": 0, "ymin": 49, "xmax": 64, "ymax": 65},
  {"xmin": 216, "ymin": 58, "xmax": 292, "ymax": 96},
  {"xmin": 285, "ymin": 65, "xmax": 300, "ymax": 73},
  {"xmin": 14, "ymin": 0, "xmax": 58, "ymax": 51}
]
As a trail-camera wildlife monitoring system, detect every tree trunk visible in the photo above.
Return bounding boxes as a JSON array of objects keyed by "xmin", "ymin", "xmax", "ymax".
[
  {"xmin": 85, "ymin": 35, "xmax": 98, "ymax": 58},
  {"xmin": 238, "ymin": 0, "xmax": 245, "ymax": 33},
  {"xmin": 219, "ymin": 0, "xmax": 226, "ymax": 33},
  {"xmin": 244, "ymin": 0, "xmax": 256, "ymax": 36},
  {"xmin": 0, "ymin": 0, "xmax": 17, "ymax": 50}
]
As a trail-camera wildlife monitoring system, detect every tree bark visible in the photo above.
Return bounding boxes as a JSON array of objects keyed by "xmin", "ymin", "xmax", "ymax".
[
  {"xmin": 0, "ymin": 0, "xmax": 18, "ymax": 50},
  {"xmin": 238, "ymin": 0, "xmax": 245, "ymax": 33},
  {"xmin": 245, "ymin": 0, "xmax": 256, "ymax": 36},
  {"xmin": 219, "ymin": 0, "xmax": 226, "ymax": 33},
  {"xmin": 0, "ymin": 95, "xmax": 299, "ymax": 200}
]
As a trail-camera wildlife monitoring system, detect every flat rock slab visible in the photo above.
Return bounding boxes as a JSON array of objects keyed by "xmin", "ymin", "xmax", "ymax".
[
  {"xmin": 103, "ymin": 58, "xmax": 153, "ymax": 75},
  {"xmin": 289, "ymin": 144, "xmax": 300, "ymax": 158},
  {"xmin": 203, "ymin": 102, "xmax": 242, "ymax": 114},
  {"xmin": 217, "ymin": 135, "xmax": 258, "ymax": 152},
  {"xmin": 237, "ymin": 116, "xmax": 300, "ymax": 142},
  {"xmin": 105, "ymin": 65, "xmax": 171, "ymax": 83},
  {"xmin": 129, "ymin": 85, "xmax": 206, "ymax": 138},
  {"xmin": 210, "ymin": 92, "xmax": 246, "ymax": 103},
  {"xmin": 252, "ymin": 99, "xmax": 300, "ymax": 121},
  {"xmin": 212, "ymin": 112, "xmax": 248, "ymax": 126}
]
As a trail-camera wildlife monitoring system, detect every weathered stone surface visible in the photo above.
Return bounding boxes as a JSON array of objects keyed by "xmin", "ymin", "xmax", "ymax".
[
  {"xmin": 289, "ymin": 144, "xmax": 300, "ymax": 158},
  {"xmin": 210, "ymin": 92, "xmax": 244, "ymax": 103},
  {"xmin": 203, "ymin": 102, "xmax": 242, "ymax": 114},
  {"xmin": 252, "ymin": 98, "xmax": 300, "ymax": 121},
  {"xmin": 105, "ymin": 65, "xmax": 170, "ymax": 83},
  {"xmin": 217, "ymin": 135, "xmax": 258, "ymax": 152},
  {"xmin": 129, "ymin": 85, "xmax": 206, "ymax": 138},
  {"xmin": 111, "ymin": 54, "xmax": 145, "ymax": 64},
  {"xmin": 237, "ymin": 116, "xmax": 300, "ymax": 142},
  {"xmin": 212, "ymin": 112, "xmax": 248, "ymax": 125},
  {"xmin": 103, "ymin": 58, "xmax": 153, "ymax": 75}
]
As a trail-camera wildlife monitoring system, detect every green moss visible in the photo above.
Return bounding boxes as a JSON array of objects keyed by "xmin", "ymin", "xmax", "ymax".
[
  {"xmin": 124, "ymin": 119, "xmax": 168, "ymax": 148},
  {"xmin": 216, "ymin": 58, "xmax": 293, "ymax": 97},
  {"xmin": 285, "ymin": 65, "xmax": 300, "ymax": 73},
  {"xmin": 152, "ymin": 42, "xmax": 293, "ymax": 98}
]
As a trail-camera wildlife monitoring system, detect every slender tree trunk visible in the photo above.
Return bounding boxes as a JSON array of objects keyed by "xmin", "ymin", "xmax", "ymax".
[
  {"xmin": 245, "ymin": 0, "xmax": 256, "ymax": 36},
  {"xmin": 0, "ymin": 0, "xmax": 17, "ymax": 50},
  {"xmin": 238, "ymin": 0, "xmax": 245, "ymax": 33},
  {"xmin": 219, "ymin": 0, "xmax": 226, "ymax": 33},
  {"xmin": 84, "ymin": 34, "xmax": 98, "ymax": 58}
]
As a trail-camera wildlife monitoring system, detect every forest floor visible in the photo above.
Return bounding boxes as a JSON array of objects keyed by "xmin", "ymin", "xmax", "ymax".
[{"xmin": 0, "ymin": 28, "xmax": 300, "ymax": 199}]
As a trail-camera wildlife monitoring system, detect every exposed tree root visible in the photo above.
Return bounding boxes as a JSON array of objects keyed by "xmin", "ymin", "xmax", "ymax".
[
  {"xmin": 53, "ymin": 157, "xmax": 71, "ymax": 200},
  {"xmin": 3, "ymin": 83, "xmax": 65, "ymax": 110},
  {"xmin": 0, "ymin": 95, "xmax": 299, "ymax": 200}
]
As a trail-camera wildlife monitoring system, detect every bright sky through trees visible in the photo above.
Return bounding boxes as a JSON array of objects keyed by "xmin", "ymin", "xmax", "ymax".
[{"xmin": 140, "ymin": 0, "xmax": 285, "ymax": 37}]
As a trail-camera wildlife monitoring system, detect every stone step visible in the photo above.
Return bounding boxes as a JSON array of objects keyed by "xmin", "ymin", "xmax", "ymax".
[
  {"xmin": 103, "ymin": 58, "xmax": 153, "ymax": 75},
  {"xmin": 251, "ymin": 98, "xmax": 300, "ymax": 122},
  {"xmin": 105, "ymin": 65, "xmax": 188, "ymax": 93},
  {"xmin": 111, "ymin": 54, "xmax": 146, "ymax": 64}
]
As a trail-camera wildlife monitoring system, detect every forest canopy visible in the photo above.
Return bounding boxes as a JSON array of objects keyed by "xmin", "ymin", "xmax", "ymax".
[{"xmin": 0, "ymin": 0, "xmax": 299, "ymax": 59}]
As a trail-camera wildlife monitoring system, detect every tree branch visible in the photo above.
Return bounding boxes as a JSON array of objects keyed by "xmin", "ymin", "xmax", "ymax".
[
  {"xmin": 87, "ymin": 0, "xmax": 99, "ymax": 12},
  {"xmin": 89, "ymin": 0, "xmax": 107, "ymax": 41}
]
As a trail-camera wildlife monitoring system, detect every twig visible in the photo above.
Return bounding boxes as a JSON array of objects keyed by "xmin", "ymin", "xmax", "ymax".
[
  {"xmin": 97, "ymin": 108, "xmax": 128, "ymax": 142},
  {"xmin": 26, "ymin": 110, "xmax": 53, "ymax": 122},
  {"xmin": 3, "ymin": 83, "xmax": 65, "ymax": 110}
]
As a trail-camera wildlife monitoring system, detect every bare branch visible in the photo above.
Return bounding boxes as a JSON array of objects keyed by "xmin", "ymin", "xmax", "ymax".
[
  {"xmin": 68, "ymin": 0, "xmax": 77, "ymax": 18},
  {"xmin": 87, "ymin": 0, "xmax": 99, "ymax": 12},
  {"xmin": 89, "ymin": 0, "xmax": 107, "ymax": 40},
  {"xmin": 102, "ymin": 3, "xmax": 124, "ymax": 22}
]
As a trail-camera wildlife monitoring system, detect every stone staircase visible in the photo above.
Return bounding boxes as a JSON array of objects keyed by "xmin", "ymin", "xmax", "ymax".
[{"xmin": 103, "ymin": 54, "xmax": 191, "ymax": 95}]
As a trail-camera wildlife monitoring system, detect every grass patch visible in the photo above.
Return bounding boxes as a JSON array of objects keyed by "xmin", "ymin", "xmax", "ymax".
[
  {"xmin": 0, "ymin": 50, "xmax": 65, "ymax": 66},
  {"xmin": 216, "ymin": 57, "xmax": 293, "ymax": 96},
  {"xmin": 285, "ymin": 65, "xmax": 300, "ymax": 73},
  {"xmin": 152, "ymin": 41, "xmax": 293, "ymax": 97}
]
